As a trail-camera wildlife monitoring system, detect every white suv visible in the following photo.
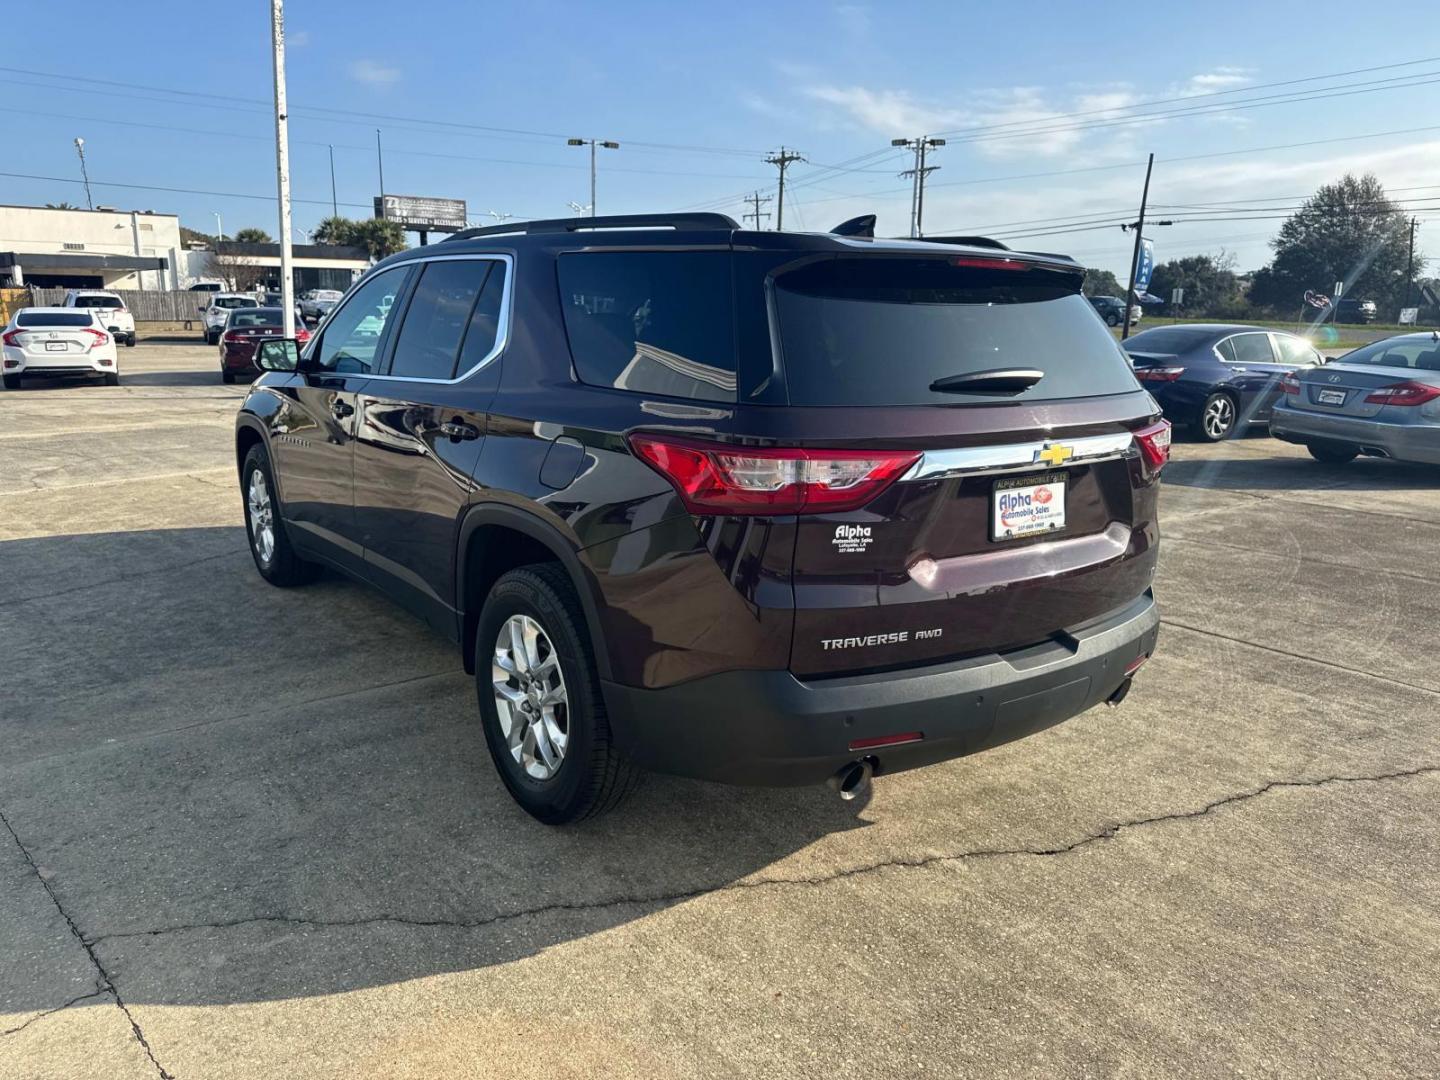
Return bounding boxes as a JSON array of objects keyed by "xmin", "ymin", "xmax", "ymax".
[
  {"xmin": 63, "ymin": 290, "xmax": 136, "ymax": 346},
  {"xmin": 198, "ymin": 293, "xmax": 260, "ymax": 345},
  {"xmin": 2, "ymin": 307, "xmax": 120, "ymax": 388}
]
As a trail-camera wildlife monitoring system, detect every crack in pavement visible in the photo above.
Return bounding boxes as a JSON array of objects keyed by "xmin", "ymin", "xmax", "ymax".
[
  {"xmin": 1163, "ymin": 620, "xmax": 1440, "ymax": 697},
  {"xmin": 0, "ymin": 548, "xmax": 249, "ymax": 610},
  {"xmin": 1, "ymin": 985, "xmax": 109, "ymax": 1038},
  {"xmin": 90, "ymin": 765, "xmax": 1439, "ymax": 946},
  {"xmin": 0, "ymin": 809, "xmax": 175, "ymax": 1078}
]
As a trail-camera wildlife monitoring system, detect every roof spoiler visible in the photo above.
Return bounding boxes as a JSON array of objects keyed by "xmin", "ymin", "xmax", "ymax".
[
  {"xmin": 444, "ymin": 212, "xmax": 739, "ymax": 242},
  {"xmin": 915, "ymin": 235, "xmax": 1011, "ymax": 250}
]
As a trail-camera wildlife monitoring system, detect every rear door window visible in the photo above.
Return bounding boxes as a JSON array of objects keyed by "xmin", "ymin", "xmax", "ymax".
[
  {"xmin": 387, "ymin": 260, "xmax": 499, "ymax": 381},
  {"xmin": 1272, "ymin": 334, "xmax": 1320, "ymax": 366},
  {"xmin": 1226, "ymin": 333, "xmax": 1276, "ymax": 365},
  {"xmin": 557, "ymin": 251, "xmax": 736, "ymax": 403},
  {"xmin": 772, "ymin": 256, "xmax": 1139, "ymax": 405}
]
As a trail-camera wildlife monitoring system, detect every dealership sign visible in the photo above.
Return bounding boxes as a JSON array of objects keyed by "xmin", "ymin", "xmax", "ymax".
[
  {"xmin": 1132, "ymin": 237, "xmax": 1154, "ymax": 295},
  {"xmin": 374, "ymin": 194, "xmax": 468, "ymax": 233}
]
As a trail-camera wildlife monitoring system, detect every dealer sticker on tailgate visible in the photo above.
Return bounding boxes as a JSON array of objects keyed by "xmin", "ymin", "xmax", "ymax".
[{"xmin": 993, "ymin": 471, "xmax": 1067, "ymax": 541}]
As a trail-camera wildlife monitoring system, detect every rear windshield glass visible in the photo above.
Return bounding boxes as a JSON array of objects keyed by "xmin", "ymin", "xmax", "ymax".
[
  {"xmin": 74, "ymin": 294, "xmax": 123, "ymax": 309},
  {"xmin": 557, "ymin": 251, "xmax": 736, "ymax": 403},
  {"xmin": 1123, "ymin": 327, "xmax": 1219, "ymax": 353},
  {"xmin": 214, "ymin": 296, "xmax": 258, "ymax": 310},
  {"xmin": 229, "ymin": 309, "xmax": 281, "ymax": 327},
  {"xmin": 772, "ymin": 257, "xmax": 1138, "ymax": 406},
  {"xmin": 1335, "ymin": 338, "xmax": 1440, "ymax": 370},
  {"xmin": 17, "ymin": 311, "xmax": 93, "ymax": 327}
]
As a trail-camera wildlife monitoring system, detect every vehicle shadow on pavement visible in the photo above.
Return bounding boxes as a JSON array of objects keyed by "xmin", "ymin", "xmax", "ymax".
[
  {"xmin": 1162, "ymin": 454, "xmax": 1440, "ymax": 492},
  {"xmin": 1, "ymin": 526, "xmax": 871, "ymax": 1008},
  {"xmin": 115, "ymin": 369, "xmax": 233, "ymax": 388}
]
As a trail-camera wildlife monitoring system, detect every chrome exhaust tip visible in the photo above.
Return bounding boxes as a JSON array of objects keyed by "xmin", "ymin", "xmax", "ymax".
[
  {"xmin": 1106, "ymin": 676, "xmax": 1134, "ymax": 708},
  {"xmin": 828, "ymin": 759, "xmax": 874, "ymax": 801}
]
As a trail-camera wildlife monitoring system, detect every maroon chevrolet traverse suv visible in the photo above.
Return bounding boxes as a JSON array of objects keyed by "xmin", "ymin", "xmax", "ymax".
[{"xmin": 237, "ymin": 213, "xmax": 1168, "ymax": 823}]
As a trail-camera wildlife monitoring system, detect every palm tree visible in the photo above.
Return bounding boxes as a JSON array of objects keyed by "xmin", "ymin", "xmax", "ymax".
[
  {"xmin": 232, "ymin": 227, "xmax": 273, "ymax": 243},
  {"xmin": 45, "ymin": 201, "xmax": 79, "ymax": 210}
]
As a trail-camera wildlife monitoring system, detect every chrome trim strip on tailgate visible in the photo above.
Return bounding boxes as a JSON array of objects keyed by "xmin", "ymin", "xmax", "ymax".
[{"xmin": 900, "ymin": 431, "xmax": 1137, "ymax": 482}]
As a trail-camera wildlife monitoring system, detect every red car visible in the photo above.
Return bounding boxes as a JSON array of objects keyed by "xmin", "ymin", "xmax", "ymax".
[{"xmin": 219, "ymin": 307, "xmax": 310, "ymax": 384}]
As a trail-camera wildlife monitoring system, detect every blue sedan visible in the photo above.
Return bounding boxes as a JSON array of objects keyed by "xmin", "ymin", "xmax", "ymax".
[{"xmin": 1122, "ymin": 323, "xmax": 1323, "ymax": 441}]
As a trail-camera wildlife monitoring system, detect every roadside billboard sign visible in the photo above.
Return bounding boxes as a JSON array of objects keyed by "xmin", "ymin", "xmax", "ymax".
[{"xmin": 374, "ymin": 194, "xmax": 468, "ymax": 233}]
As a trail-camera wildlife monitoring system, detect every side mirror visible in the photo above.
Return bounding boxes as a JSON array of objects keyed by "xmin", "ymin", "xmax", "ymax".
[
  {"xmin": 255, "ymin": 338, "xmax": 301, "ymax": 373},
  {"xmin": 1323, "ymin": 355, "xmax": 1339, "ymax": 363}
]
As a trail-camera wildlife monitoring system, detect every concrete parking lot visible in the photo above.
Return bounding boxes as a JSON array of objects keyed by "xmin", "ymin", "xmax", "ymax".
[{"xmin": 3, "ymin": 340, "xmax": 1438, "ymax": 1079}]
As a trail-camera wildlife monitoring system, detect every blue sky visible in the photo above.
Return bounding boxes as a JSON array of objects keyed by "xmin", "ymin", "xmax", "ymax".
[{"xmin": 4, "ymin": 0, "xmax": 1438, "ymax": 278}]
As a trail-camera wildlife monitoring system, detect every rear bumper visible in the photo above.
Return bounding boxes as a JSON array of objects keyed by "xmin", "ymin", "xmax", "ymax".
[
  {"xmin": 602, "ymin": 591, "xmax": 1159, "ymax": 786},
  {"xmin": 1270, "ymin": 403, "xmax": 1440, "ymax": 465}
]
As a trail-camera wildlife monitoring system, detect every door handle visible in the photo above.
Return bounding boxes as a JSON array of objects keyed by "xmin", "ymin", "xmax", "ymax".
[
  {"xmin": 331, "ymin": 399, "xmax": 354, "ymax": 419},
  {"xmin": 440, "ymin": 420, "xmax": 480, "ymax": 442}
]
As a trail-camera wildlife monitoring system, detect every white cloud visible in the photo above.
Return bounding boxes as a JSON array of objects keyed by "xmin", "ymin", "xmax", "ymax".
[
  {"xmin": 348, "ymin": 59, "xmax": 401, "ymax": 87},
  {"xmin": 1180, "ymin": 67, "xmax": 1252, "ymax": 94},
  {"xmin": 804, "ymin": 85, "xmax": 966, "ymax": 136},
  {"xmin": 287, "ymin": 29, "xmax": 310, "ymax": 48}
]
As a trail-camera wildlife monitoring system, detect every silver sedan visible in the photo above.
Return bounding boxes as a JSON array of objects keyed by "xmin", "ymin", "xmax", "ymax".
[{"xmin": 1271, "ymin": 331, "xmax": 1440, "ymax": 465}]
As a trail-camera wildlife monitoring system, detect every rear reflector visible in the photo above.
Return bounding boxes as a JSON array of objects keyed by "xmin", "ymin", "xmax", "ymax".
[
  {"xmin": 1133, "ymin": 419, "xmax": 1172, "ymax": 473},
  {"xmin": 1124, "ymin": 653, "xmax": 1150, "ymax": 676},
  {"xmin": 629, "ymin": 434, "xmax": 920, "ymax": 515},
  {"xmin": 1133, "ymin": 366, "xmax": 1184, "ymax": 383},
  {"xmin": 1364, "ymin": 380, "xmax": 1440, "ymax": 406},
  {"xmin": 848, "ymin": 731, "xmax": 923, "ymax": 751}
]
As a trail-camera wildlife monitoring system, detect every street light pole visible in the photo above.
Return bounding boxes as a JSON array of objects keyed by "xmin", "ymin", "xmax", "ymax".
[
  {"xmin": 214, "ymin": 211, "xmax": 224, "ymax": 241},
  {"xmin": 567, "ymin": 138, "xmax": 620, "ymax": 217},
  {"xmin": 270, "ymin": 0, "xmax": 296, "ymax": 338},
  {"xmin": 375, "ymin": 129, "xmax": 386, "ymax": 209},
  {"xmin": 73, "ymin": 138, "xmax": 93, "ymax": 210},
  {"xmin": 328, "ymin": 143, "xmax": 338, "ymax": 218}
]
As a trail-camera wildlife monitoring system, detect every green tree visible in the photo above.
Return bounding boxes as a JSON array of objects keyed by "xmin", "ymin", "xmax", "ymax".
[
  {"xmin": 1149, "ymin": 252, "xmax": 1242, "ymax": 317},
  {"xmin": 45, "ymin": 201, "xmax": 79, "ymax": 210},
  {"xmin": 1248, "ymin": 173, "xmax": 1419, "ymax": 318},
  {"xmin": 1082, "ymin": 267, "xmax": 1123, "ymax": 297},
  {"xmin": 232, "ymin": 227, "xmax": 273, "ymax": 243},
  {"xmin": 351, "ymin": 218, "xmax": 408, "ymax": 259}
]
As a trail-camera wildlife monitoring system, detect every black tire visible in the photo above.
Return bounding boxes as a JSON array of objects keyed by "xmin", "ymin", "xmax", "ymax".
[
  {"xmin": 1105, "ymin": 312, "xmax": 1120, "ymax": 327},
  {"xmin": 1307, "ymin": 441, "xmax": 1358, "ymax": 464},
  {"xmin": 475, "ymin": 564, "xmax": 640, "ymax": 824},
  {"xmin": 103, "ymin": 372, "xmax": 119, "ymax": 386},
  {"xmin": 222, "ymin": 370, "xmax": 236, "ymax": 384},
  {"xmin": 124, "ymin": 334, "xmax": 136, "ymax": 347},
  {"xmin": 205, "ymin": 330, "xmax": 218, "ymax": 345},
  {"xmin": 241, "ymin": 443, "xmax": 319, "ymax": 587},
  {"xmin": 1196, "ymin": 391, "xmax": 1238, "ymax": 442},
  {"xmin": 2, "ymin": 373, "xmax": 20, "ymax": 390}
]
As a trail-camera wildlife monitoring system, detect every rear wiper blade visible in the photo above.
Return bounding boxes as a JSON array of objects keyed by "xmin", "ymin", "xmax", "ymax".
[{"xmin": 929, "ymin": 368, "xmax": 1044, "ymax": 394}]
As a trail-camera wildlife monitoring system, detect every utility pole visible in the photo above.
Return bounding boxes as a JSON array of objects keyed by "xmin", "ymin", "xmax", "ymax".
[
  {"xmin": 271, "ymin": 0, "xmax": 296, "ymax": 338},
  {"xmin": 567, "ymin": 138, "xmax": 620, "ymax": 217},
  {"xmin": 1121, "ymin": 153, "xmax": 1155, "ymax": 342},
  {"xmin": 742, "ymin": 190, "xmax": 772, "ymax": 231},
  {"xmin": 375, "ymin": 129, "xmax": 386, "ymax": 211},
  {"xmin": 892, "ymin": 136, "xmax": 945, "ymax": 238},
  {"xmin": 73, "ymin": 138, "xmax": 93, "ymax": 210},
  {"xmin": 1405, "ymin": 216, "xmax": 1419, "ymax": 310},
  {"xmin": 765, "ymin": 147, "xmax": 805, "ymax": 231},
  {"xmin": 328, "ymin": 144, "xmax": 338, "ymax": 218}
]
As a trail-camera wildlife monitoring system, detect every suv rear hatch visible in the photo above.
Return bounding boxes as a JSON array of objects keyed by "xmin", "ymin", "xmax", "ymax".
[{"xmin": 760, "ymin": 250, "xmax": 1164, "ymax": 677}]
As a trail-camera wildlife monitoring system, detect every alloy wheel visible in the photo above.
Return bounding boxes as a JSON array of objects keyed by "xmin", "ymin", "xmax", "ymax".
[
  {"xmin": 1203, "ymin": 396, "xmax": 1235, "ymax": 439},
  {"xmin": 492, "ymin": 614, "xmax": 570, "ymax": 781},
  {"xmin": 247, "ymin": 469, "xmax": 276, "ymax": 565}
]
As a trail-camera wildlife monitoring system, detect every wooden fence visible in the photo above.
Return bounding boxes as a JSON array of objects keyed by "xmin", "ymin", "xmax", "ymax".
[{"xmin": 27, "ymin": 287, "xmax": 215, "ymax": 322}]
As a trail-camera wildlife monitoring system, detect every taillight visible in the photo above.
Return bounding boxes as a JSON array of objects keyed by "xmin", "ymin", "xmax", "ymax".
[
  {"xmin": 949, "ymin": 256, "xmax": 1028, "ymax": 271},
  {"xmin": 1364, "ymin": 380, "xmax": 1440, "ymax": 406},
  {"xmin": 1279, "ymin": 371, "xmax": 1302, "ymax": 395},
  {"xmin": 2, "ymin": 329, "xmax": 24, "ymax": 347},
  {"xmin": 295, "ymin": 327, "xmax": 311, "ymax": 343},
  {"xmin": 1133, "ymin": 419, "xmax": 1172, "ymax": 473},
  {"xmin": 1133, "ymin": 367, "xmax": 1184, "ymax": 382},
  {"xmin": 83, "ymin": 328, "xmax": 108, "ymax": 348},
  {"xmin": 628, "ymin": 434, "xmax": 920, "ymax": 515}
]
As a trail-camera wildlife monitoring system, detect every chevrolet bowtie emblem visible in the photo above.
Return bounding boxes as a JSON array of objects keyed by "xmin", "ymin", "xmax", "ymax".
[{"xmin": 1036, "ymin": 443, "xmax": 1074, "ymax": 466}]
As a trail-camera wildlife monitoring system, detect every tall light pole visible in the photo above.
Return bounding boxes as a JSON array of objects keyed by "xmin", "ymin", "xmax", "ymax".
[
  {"xmin": 328, "ymin": 143, "xmax": 338, "ymax": 218},
  {"xmin": 375, "ymin": 129, "xmax": 386, "ymax": 210},
  {"xmin": 73, "ymin": 138, "xmax": 93, "ymax": 210},
  {"xmin": 567, "ymin": 138, "xmax": 619, "ymax": 217},
  {"xmin": 213, "ymin": 211, "xmax": 224, "ymax": 241},
  {"xmin": 271, "ymin": 0, "xmax": 296, "ymax": 338},
  {"xmin": 892, "ymin": 136, "xmax": 945, "ymax": 238}
]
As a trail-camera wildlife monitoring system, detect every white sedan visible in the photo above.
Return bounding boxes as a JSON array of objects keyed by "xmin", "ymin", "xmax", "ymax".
[{"xmin": 2, "ymin": 307, "xmax": 120, "ymax": 389}]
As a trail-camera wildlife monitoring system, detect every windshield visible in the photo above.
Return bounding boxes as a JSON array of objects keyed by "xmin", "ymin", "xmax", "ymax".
[
  {"xmin": 73, "ymin": 295, "xmax": 123, "ymax": 309},
  {"xmin": 773, "ymin": 257, "xmax": 1139, "ymax": 405},
  {"xmin": 229, "ymin": 309, "xmax": 282, "ymax": 327},
  {"xmin": 1333, "ymin": 336, "xmax": 1440, "ymax": 369}
]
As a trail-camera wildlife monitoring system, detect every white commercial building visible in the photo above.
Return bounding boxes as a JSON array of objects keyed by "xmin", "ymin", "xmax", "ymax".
[{"xmin": 0, "ymin": 204, "xmax": 178, "ymax": 290}]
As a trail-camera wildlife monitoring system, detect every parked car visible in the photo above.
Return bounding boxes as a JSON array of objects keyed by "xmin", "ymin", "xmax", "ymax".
[
  {"xmin": 1123, "ymin": 323, "xmax": 1323, "ymax": 441},
  {"xmin": 198, "ymin": 293, "xmax": 260, "ymax": 345},
  {"xmin": 261, "ymin": 291, "xmax": 305, "ymax": 326},
  {"xmin": 188, "ymin": 280, "xmax": 224, "ymax": 293},
  {"xmin": 1333, "ymin": 297, "xmax": 1378, "ymax": 324},
  {"xmin": 62, "ymin": 289, "xmax": 135, "ymax": 347},
  {"xmin": 1088, "ymin": 294, "xmax": 1140, "ymax": 327},
  {"xmin": 218, "ymin": 306, "xmax": 311, "ymax": 384},
  {"xmin": 2, "ymin": 307, "xmax": 120, "ymax": 388},
  {"xmin": 237, "ymin": 212, "xmax": 1167, "ymax": 823},
  {"xmin": 298, "ymin": 289, "xmax": 343, "ymax": 323},
  {"xmin": 1271, "ymin": 331, "xmax": 1440, "ymax": 465}
]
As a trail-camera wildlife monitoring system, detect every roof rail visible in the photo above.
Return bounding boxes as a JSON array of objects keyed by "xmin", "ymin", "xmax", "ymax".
[{"xmin": 444, "ymin": 212, "xmax": 740, "ymax": 242}]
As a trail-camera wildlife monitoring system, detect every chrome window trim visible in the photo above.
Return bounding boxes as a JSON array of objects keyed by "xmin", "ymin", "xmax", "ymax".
[
  {"xmin": 900, "ymin": 431, "xmax": 1137, "ymax": 482},
  {"xmin": 306, "ymin": 253, "xmax": 514, "ymax": 385}
]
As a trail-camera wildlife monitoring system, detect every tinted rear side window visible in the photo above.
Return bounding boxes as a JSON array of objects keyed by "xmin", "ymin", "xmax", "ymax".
[
  {"xmin": 773, "ymin": 257, "xmax": 1139, "ymax": 406},
  {"xmin": 389, "ymin": 260, "xmax": 498, "ymax": 380},
  {"xmin": 558, "ymin": 252, "xmax": 736, "ymax": 403},
  {"xmin": 1125, "ymin": 327, "xmax": 1218, "ymax": 353},
  {"xmin": 18, "ymin": 311, "xmax": 93, "ymax": 327}
]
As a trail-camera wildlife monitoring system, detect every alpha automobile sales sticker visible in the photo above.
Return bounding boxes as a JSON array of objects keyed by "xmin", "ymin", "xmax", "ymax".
[{"xmin": 992, "ymin": 472, "xmax": 1067, "ymax": 541}]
